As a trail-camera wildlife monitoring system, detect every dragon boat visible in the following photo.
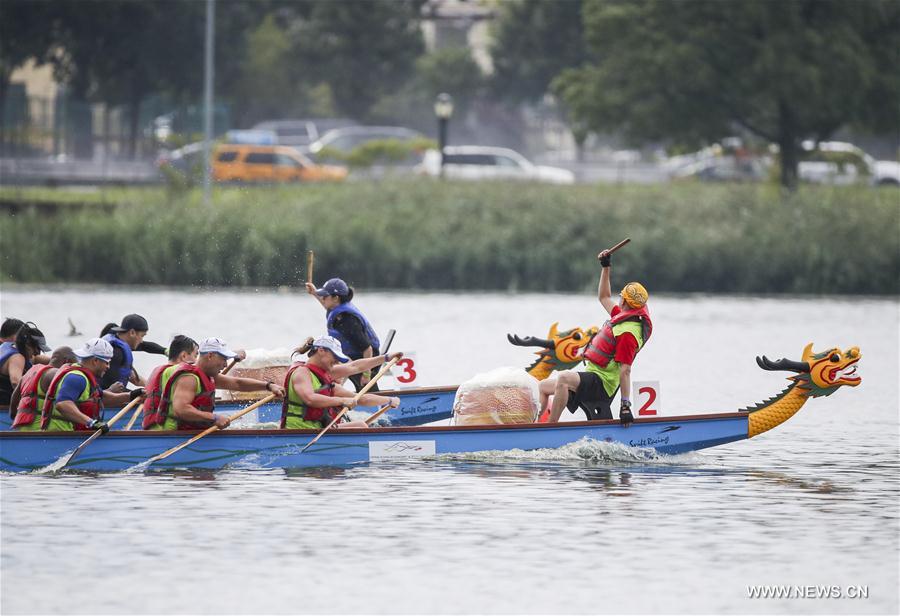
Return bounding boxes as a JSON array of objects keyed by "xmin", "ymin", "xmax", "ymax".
[
  {"xmin": 0, "ymin": 385, "xmax": 457, "ymax": 431},
  {"xmin": 0, "ymin": 344, "xmax": 860, "ymax": 472}
]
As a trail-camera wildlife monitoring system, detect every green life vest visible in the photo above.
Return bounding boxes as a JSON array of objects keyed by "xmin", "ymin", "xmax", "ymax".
[{"xmin": 584, "ymin": 320, "xmax": 645, "ymax": 397}]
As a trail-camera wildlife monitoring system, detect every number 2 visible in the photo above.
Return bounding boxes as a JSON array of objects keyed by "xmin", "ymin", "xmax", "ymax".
[{"xmin": 638, "ymin": 386, "xmax": 657, "ymax": 416}]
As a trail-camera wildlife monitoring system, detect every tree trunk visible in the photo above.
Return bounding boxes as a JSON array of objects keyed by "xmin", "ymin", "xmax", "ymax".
[{"xmin": 777, "ymin": 100, "xmax": 799, "ymax": 190}]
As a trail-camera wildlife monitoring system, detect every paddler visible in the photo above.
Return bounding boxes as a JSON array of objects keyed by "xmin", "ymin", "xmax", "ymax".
[
  {"xmin": 1, "ymin": 318, "xmax": 25, "ymax": 343},
  {"xmin": 140, "ymin": 335, "xmax": 199, "ymax": 430},
  {"xmin": 9, "ymin": 346, "xmax": 78, "ymax": 430},
  {"xmin": 0, "ymin": 322, "xmax": 51, "ymax": 405},
  {"xmin": 147, "ymin": 337, "xmax": 284, "ymax": 431},
  {"xmin": 282, "ymin": 336, "xmax": 400, "ymax": 429},
  {"xmin": 305, "ymin": 277, "xmax": 383, "ymax": 392},
  {"xmin": 100, "ymin": 313, "xmax": 167, "ymax": 389},
  {"xmin": 40, "ymin": 338, "xmax": 144, "ymax": 433},
  {"xmin": 537, "ymin": 249, "xmax": 652, "ymax": 426}
]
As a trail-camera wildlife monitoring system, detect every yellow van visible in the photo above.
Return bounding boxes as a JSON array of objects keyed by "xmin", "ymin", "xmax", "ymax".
[{"xmin": 212, "ymin": 144, "xmax": 348, "ymax": 183}]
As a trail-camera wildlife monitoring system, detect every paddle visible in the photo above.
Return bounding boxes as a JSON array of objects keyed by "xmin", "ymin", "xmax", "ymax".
[
  {"xmin": 222, "ymin": 357, "xmax": 240, "ymax": 375},
  {"xmin": 597, "ymin": 238, "xmax": 631, "ymax": 260},
  {"xmin": 62, "ymin": 396, "xmax": 143, "ymax": 468},
  {"xmin": 144, "ymin": 393, "xmax": 277, "ymax": 466},
  {"xmin": 306, "ymin": 250, "xmax": 315, "ymax": 283},
  {"xmin": 123, "ymin": 398, "xmax": 144, "ymax": 430},
  {"xmin": 300, "ymin": 356, "xmax": 399, "ymax": 453},
  {"xmin": 380, "ymin": 329, "xmax": 396, "ymax": 354},
  {"xmin": 363, "ymin": 403, "xmax": 392, "ymax": 426}
]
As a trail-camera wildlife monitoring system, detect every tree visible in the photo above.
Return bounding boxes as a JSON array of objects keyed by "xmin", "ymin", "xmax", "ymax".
[
  {"xmin": 291, "ymin": 0, "xmax": 425, "ymax": 120},
  {"xmin": 489, "ymin": 0, "xmax": 586, "ymax": 104},
  {"xmin": 554, "ymin": 0, "xmax": 900, "ymax": 188}
]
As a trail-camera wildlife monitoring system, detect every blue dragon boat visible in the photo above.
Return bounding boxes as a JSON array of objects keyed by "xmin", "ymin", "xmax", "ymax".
[
  {"xmin": 0, "ymin": 344, "xmax": 860, "ymax": 472},
  {"xmin": 0, "ymin": 385, "xmax": 457, "ymax": 431}
]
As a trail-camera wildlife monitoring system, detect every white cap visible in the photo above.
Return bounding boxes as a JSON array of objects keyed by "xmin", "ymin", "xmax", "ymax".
[
  {"xmin": 312, "ymin": 336, "xmax": 350, "ymax": 363},
  {"xmin": 74, "ymin": 338, "xmax": 114, "ymax": 362},
  {"xmin": 198, "ymin": 337, "xmax": 238, "ymax": 359}
]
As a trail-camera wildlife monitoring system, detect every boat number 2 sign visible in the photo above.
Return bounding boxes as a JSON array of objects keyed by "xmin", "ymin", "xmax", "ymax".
[{"xmin": 632, "ymin": 381, "xmax": 661, "ymax": 416}]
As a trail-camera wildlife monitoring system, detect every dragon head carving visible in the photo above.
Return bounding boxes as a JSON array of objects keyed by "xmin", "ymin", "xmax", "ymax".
[
  {"xmin": 756, "ymin": 343, "xmax": 861, "ymax": 398},
  {"xmin": 507, "ymin": 322, "xmax": 599, "ymax": 380}
]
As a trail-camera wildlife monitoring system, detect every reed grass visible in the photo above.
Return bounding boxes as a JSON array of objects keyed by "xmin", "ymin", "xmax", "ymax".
[{"xmin": 2, "ymin": 181, "xmax": 897, "ymax": 294}]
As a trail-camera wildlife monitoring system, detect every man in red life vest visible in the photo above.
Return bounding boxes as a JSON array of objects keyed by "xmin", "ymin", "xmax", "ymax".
[
  {"xmin": 538, "ymin": 249, "xmax": 652, "ymax": 427},
  {"xmin": 41, "ymin": 338, "xmax": 143, "ymax": 432},
  {"xmin": 159, "ymin": 337, "xmax": 285, "ymax": 431}
]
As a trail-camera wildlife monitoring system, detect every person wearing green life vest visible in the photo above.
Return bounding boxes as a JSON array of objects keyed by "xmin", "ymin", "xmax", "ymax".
[
  {"xmin": 153, "ymin": 337, "xmax": 284, "ymax": 431},
  {"xmin": 40, "ymin": 338, "xmax": 143, "ymax": 432},
  {"xmin": 281, "ymin": 336, "xmax": 401, "ymax": 430},
  {"xmin": 538, "ymin": 249, "xmax": 653, "ymax": 427}
]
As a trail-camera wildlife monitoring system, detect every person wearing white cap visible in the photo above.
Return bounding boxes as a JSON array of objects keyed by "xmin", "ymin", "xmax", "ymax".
[
  {"xmin": 281, "ymin": 336, "xmax": 400, "ymax": 430},
  {"xmin": 149, "ymin": 337, "xmax": 285, "ymax": 431},
  {"xmin": 40, "ymin": 338, "xmax": 141, "ymax": 432}
]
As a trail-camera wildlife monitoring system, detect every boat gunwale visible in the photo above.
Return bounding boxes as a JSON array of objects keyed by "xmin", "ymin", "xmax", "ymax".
[{"xmin": 0, "ymin": 411, "xmax": 749, "ymax": 438}]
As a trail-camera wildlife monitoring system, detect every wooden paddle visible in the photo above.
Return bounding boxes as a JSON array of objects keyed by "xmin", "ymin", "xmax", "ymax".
[
  {"xmin": 363, "ymin": 403, "xmax": 392, "ymax": 426},
  {"xmin": 300, "ymin": 356, "xmax": 400, "ymax": 453},
  {"xmin": 62, "ymin": 396, "xmax": 143, "ymax": 468},
  {"xmin": 222, "ymin": 357, "xmax": 240, "ymax": 375},
  {"xmin": 144, "ymin": 393, "xmax": 277, "ymax": 466},
  {"xmin": 123, "ymin": 397, "xmax": 144, "ymax": 430},
  {"xmin": 306, "ymin": 250, "xmax": 315, "ymax": 283},
  {"xmin": 597, "ymin": 237, "xmax": 631, "ymax": 260}
]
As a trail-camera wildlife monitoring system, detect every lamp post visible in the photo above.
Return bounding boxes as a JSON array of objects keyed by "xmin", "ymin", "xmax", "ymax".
[{"xmin": 433, "ymin": 93, "xmax": 454, "ymax": 178}]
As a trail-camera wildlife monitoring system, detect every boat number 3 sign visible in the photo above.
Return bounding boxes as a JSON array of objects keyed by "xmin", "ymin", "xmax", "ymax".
[{"xmin": 632, "ymin": 380, "xmax": 661, "ymax": 416}]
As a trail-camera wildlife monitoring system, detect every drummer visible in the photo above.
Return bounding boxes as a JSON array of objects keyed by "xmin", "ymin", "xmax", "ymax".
[{"xmin": 281, "ymin": 336, "xmax": 400, "ymax": 430}]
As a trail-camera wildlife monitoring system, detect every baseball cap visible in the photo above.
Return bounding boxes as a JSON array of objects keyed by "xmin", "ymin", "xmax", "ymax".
[
  {"xmin": 21, "ymin": 322, "xmax": 51, "ymax": 352},
  {"xmin": 110, "ymin": 314, "xmax": 149, "ymax": 333},
  {"xmin": 312, "ymin": 336, "xmax": 350, "ymax": 363},
  {"xmin": 74, "ymin": 338, "xmax": 114, "ymax": 362},
  {"xmin": 198, "ymin": 337, "xmax": 238, "ymax": 359},
  {"xmin": 315, "ymin": 278, "xmax": 350, "ymax": 298}
]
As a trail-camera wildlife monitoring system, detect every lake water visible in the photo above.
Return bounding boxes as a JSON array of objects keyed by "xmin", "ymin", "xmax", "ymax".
[{"xmin": 1, "ymin": 287, "xmax": 898, "ymax": 614}]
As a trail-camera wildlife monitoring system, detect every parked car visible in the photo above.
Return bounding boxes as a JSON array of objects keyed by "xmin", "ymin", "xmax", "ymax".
[
  {"xmin": 308, "ymin": 126, "xmax": 426, "ymax": 158},
  {"xmin": 251, "ymin": 118, "xmax": 357, "ymax": 150},
  {"xmin": 416, "ymin": 146, "xmax": 576, "ymax": 184},
  {"xmin": 798, "ymin": 141, "xmax": 900, "ymax": 186},
  {"xmin": 212, "ymin": 144, "xmax": 347, "ymax": 183}
]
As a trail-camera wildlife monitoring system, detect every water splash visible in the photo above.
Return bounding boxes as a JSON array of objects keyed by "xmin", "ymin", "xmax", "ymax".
[
  {"xmin": 32, "ymin": 449, "xmax": 77, "ymax": 474},
  {"xmin": 436, "ymin": 437, "xmax": 710, "ymax": 466}
]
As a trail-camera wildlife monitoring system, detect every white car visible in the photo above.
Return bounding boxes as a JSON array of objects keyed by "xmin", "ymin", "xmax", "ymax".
[
  {"xmin": 417, "ymin": 146, "xmax": 576, "ymax": 184},
  {"xmin": 798, "ymin": 141, "xmax": 899, "ymax": 186}
]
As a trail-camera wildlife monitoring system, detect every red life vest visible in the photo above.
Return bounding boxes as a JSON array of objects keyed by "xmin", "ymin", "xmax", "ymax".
[
  {"xmin": 11, "ymin": 364, "xmax": 53, "ymax": 428},
  {"xmin": 40, "ymin": 364, "xmax": 103, "ymax": 431},
  {"xmin": 281, "ymin": 361, "xmax": 341, "ymax": 428},
  {"xmin": 140, "ymin": 363, "xmax": 172, "ymax": 430},
  {"xmin": 583, "ymin": 305, "xmax": 653, "ymax": 368},
  {"xmin": 153, "ymin": 363, "xmax": 217, "ymax": 430}
]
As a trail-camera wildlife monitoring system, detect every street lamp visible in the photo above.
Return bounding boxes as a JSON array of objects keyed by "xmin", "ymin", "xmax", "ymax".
[{"xmin": 433, "ymin": 93, "xmax": 454, "ymax": 178}]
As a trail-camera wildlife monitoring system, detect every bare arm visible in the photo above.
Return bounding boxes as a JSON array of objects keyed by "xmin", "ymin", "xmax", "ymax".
[
  {"xmin": 332, "ymin": 352, "xmax": 403, "ymax": 380},
  {"xmin": 5, "ymin": 355, "xmax": 25, "ymax": 388},
  {"xmin": 295, "ymin": 370, "xmax": 356, "ymax": 409},
  {"xmin": 305, "ymin": 281, "xmax": 328, "ymax": 309},
  {"xmin": 102, "ymin": 389, "xmax": 131, "ymax": 407},
  {"xmin": 214, "ymin": 373, "xmax": 285, "ymax": 397},
  {"xmin": 619, "ymin": 363, "xmax": 632, "ymax": 403},
  {"xmin": 171, "ymin": 375, "xmax": 221, "ymax": 426},
  {"xmin": 597, "ymin": 256, "xmax": 616, "ymax": 315},
  {"xmin": 331, "ymin": 383, "xmax": 398, "ymax": 409},
  {"xmin": 9, "ymin": 383, "xmax": 21, "ymax": 418}
]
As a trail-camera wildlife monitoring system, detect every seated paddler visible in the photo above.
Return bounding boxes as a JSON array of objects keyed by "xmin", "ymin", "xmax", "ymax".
[
  {"xmin": 145, "ymin": 337, "xmax": 284, "ymax": 431},
  {"xmin": 537, "ymin": 248, "xmax": 652, "ymax": 427},
  {"xmin": 0, "ymin": 322, "xmax": 51, "ymax": 406},
  {"xmin": 140, "ymin": 335, "xmax": 199, "ymax": 430},
  {"xmin": 10, "ymin": 346, "xmax": 78, "ymax": 431},
  {"xmin": 40, "ymin": 338, "xmax": 144, "ymax": 433},
  {"xmin": 282, "ymin": 336, "xmax": 400, "ymax": 430}
]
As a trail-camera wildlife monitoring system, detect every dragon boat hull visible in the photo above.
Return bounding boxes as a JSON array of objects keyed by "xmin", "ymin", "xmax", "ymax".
[
  {"xmin": 0, "ymin": 413, "xmax": 750, "ymax": 472},
  {"xmin": 0, "ymin": 386, "xmax": 457, "ymax": 431}
]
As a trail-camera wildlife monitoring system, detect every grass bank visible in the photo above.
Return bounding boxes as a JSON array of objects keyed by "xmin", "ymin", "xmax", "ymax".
[{"xmin": 2, "ymin": 181, "xmax": 897, "ymax": 294}]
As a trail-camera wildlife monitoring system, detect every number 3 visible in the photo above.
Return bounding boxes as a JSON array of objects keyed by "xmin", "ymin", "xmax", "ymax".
[{"xmin": 397, "ymin": 358, "xmax": 417, "ymax": 384}]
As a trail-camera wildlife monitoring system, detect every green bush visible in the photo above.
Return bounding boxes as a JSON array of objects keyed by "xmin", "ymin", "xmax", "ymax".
[{"xmin": 1, "ymin": 181, "xmax": 897, "ymax": 294}]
